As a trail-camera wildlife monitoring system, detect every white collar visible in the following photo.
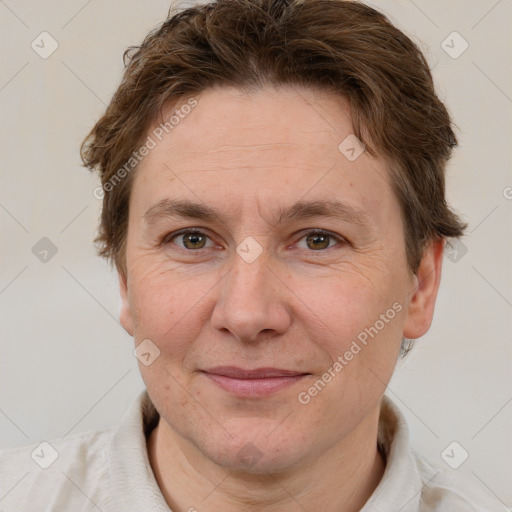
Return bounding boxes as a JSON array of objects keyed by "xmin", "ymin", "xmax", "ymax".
[{"xmin": 104, "ymin": 390, "xmax": 490, "ymax": 512}]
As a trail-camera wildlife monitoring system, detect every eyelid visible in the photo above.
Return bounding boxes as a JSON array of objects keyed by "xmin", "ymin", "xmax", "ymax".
[
  {"xmin": 292, "ymin": 228, "xmax": 347, "ymax": 250},
  {"xmin": 163, "ymin": 227, "xmax": 347, "ymax": 252},
  {"xmin": 163, "ymin": 228, "xmax": 218, "ymax": 250}
]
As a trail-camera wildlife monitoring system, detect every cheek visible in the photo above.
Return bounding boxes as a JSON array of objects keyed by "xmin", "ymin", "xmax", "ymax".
[
  {"xmin": 306, "ymin": 269, "xmax": 405, "ymax": 374},
  {"xmin": 299, "ymin": 281, "xmax": 404, "ymax": 430},
  {"xmin": 129, "ymin": 280, "xmax": 178, "ymax": 337},
  {"xmin": 128, "ymin": 267, "xmax": 200, "ymax": 395},
  {"xmin": 127, "ymin": 259, "xmax": 216, "ymax": 352}
]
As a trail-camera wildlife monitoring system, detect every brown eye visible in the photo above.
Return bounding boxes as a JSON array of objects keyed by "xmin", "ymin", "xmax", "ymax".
[
  {"xmin": 306, "ymin": 232, "xmax": 331, "ymax": 250},
  {"xmin": 182, "ymin": 232, "xmax": 207, "ymax": 249},
  {"xmin": 167, "ymin": 230, "xmax": 213, "ymax": 250},
  {"xmin": 296, "ymin": 230, "xmax": 344, "ymax": 251}
]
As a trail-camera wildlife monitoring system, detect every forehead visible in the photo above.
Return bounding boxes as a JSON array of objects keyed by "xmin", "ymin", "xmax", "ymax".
[
  {"xmin": 149, "ymin": 85, "xmax": 356, "ymax": 166},
  {"xmin": 131, "ymin": 85, "xmax": 398, "ymax": 230}
]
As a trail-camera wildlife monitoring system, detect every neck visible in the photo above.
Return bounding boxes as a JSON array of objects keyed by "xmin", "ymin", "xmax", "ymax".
[{"xmin": 147, "ymin": 406, "xmax": 386, "ymax": 512}]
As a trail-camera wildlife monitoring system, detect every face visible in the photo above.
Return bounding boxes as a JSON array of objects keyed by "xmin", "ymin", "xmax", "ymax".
[{"xmin": 119, "ymin": 85, "xmax": 441, "ymax": 473}]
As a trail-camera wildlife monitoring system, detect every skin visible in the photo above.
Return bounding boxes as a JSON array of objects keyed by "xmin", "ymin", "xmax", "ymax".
[{"xmin": 118, "ymin": 85, "xmax": 444, "ymax": 512}]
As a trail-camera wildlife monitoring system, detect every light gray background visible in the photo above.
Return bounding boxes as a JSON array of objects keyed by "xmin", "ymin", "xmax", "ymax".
[{"xmin": 1, "ymin": 0, "xmax": 511, "ymax": 506}]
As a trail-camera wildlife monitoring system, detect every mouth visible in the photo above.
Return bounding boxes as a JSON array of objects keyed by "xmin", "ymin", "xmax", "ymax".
[{"xmin": 200, "ymin": 366, "xmax": 311, "ymax": 397}]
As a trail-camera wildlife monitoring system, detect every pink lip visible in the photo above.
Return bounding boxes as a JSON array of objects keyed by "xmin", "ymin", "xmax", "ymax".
[{"xmin": 201, "ymin": 366, "xmax": 310, "ymax": 397}]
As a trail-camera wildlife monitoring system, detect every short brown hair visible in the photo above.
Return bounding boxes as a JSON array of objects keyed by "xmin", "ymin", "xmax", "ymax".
[{"xmin": 81, "ymin": 0, "xmax": 467, "ymax": 278}]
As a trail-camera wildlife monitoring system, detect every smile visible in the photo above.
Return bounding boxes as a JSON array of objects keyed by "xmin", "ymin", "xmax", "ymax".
[{"xmin": 200, "ymin": 367, "xmax": 310, "ymax": 397}]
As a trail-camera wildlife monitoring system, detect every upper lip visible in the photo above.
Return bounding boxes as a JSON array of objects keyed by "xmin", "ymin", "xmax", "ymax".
[{"xmin": 202, "ymin": 366, "xmax": 309, "ymax": 379}]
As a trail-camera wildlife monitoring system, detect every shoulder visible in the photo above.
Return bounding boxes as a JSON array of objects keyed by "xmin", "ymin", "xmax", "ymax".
[
  {"xmin": 415, "ymin": 454, "xmax": 509, "ymax": 512},
  {"xmin": 375, "ymin": 396, "xmax": 508, "ymax": 512},
  {"xmin": 0, "ymin": 426, "xmax": 115, "ymax": 512}
]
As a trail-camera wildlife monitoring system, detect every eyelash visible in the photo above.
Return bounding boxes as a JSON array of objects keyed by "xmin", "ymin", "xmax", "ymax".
[{"xmin": 162, "ymin": 228, "xmax": 346, "ymax": 253}]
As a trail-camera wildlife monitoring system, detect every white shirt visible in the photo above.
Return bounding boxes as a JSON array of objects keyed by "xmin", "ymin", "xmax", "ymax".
[{"xmin": 0, "ymin": 390, "xmax": 507, "ymax": 511}]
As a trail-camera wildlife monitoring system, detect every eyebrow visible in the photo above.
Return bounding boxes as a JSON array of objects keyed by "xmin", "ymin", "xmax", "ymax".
[{"xmin": 143, "ymin": 198, "xmax": 374, "ymax": 229}]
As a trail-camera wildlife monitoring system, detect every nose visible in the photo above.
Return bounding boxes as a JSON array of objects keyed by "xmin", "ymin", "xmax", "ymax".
[{"xmin": 210, "ymin": 251, "xmax": 292, "ymax": 343}]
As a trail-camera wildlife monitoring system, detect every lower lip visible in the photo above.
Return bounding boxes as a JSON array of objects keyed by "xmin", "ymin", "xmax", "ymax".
[{"xmin": 203, "ymin": 373, "xmax": 309, "ymax": 397}]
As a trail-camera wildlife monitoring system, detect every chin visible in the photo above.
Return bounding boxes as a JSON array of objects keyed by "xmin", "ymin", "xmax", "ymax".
[{"xmin": 200, "ymin": 431, "xmax": 308, "ymax": 475}]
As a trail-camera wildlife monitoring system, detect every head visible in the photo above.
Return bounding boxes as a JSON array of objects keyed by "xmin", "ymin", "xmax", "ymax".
[{"xmin": 81, "ymin": 0, "xmax": 466, "ymax": 473}]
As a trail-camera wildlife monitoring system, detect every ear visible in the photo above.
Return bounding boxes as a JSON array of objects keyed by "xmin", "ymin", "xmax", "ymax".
[
  {"xmin": 403, "ymin": 238, "xmax": 444, "ymax": 339},
  {"xmin": 118, "ymin": 269, "xmax": 134, "ymax": 337}
]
